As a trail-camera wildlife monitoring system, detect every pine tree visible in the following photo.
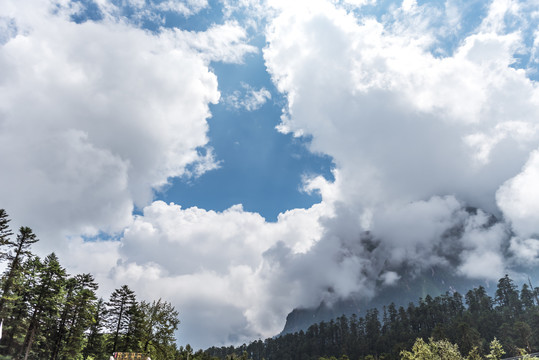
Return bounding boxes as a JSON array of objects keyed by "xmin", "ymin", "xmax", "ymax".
[
  {"xmin": 0, "ymin": 226, "xmax": 39, "ymax": 317},
  {"xmin": 123, "ymin": 301, "xmax": 144, "ymax": 352},
  {"xmin": 61, "ymin": 273, "xmax": 99, "ymax": 359},
  {"xmin": 82, "ymin": 298, "xmax": 108, "ymax": 360},
  {"xmin": 49, "ymin": 276, "xmax": 78, "ymax": 360},
  {"xmin": 520, "ymin": 284, "xmax": 535, "ymax": 313},
  {"xmin": 106, "ymin": 284, "xmax": 136, "ymax": 353},
  {"xmin": 0, "ymin": 256, "xmax": 41, "ymax": 356},
  {"xmin": 49, "ymin": 273, "xmax": 99, "ymax": 360},
  {"xmin": 20, "ymin": 253, "xmax": 66, "ymax": 360},
  {"xmin": 495, "ymin": 275, "xmax": 521, "ymax": 318},
  {"xmin": 0, "ymin": 209, "xmax": 14, "ymax": 258}
]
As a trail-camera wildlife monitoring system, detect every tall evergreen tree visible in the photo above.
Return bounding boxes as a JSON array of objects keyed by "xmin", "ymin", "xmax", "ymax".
[
  {"xmin": 0, "ymin": 256, "xmax": 41, "ymax": 356},
  {"xmin": 495, "ymin": 275, "xmax": 522, "ymax": 321},
  {"xmin": 20, "ymin": 253, "xmax": 66, "ymax": 360},
  {"xmin": 49, "ymin": 273, "xmax": 99, "ymax": 360},
  {"xmin": 0, "ymin": 209, "xmax": 14, "ymax": 256},
  {"xmin": 0, "ymin": 226, "xmax": 39, "ymax": 317},
  {"xmin": 106, "ymin": 284, "xmax": 136, "ymax": 353},
  {"xmin": 123, "ymin": 301, "xmax": 145, "ymax": 352},
  {"xmin": 49, "ymin": 276, "xmax": 78, "ymax": 360},
  {"xmin": 61, "ymin": 273, "xmax": 99, "ymax": 359},
  {"xmin": 82, "ymin": 298, "xmax": 108, "ymax": 360},
  {"xmin": 520, "ymin": 284, "xmax": 535, "ymax": 313}
]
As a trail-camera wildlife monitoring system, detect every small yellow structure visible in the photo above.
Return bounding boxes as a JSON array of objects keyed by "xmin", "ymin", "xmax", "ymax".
[{"xmin": 112, "ymin": 352, "xmax": 150, "ymax": 360}]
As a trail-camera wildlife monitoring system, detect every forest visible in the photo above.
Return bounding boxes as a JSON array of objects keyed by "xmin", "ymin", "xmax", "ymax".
[
  {"xmin": 202, "ymin": 275, "xmax": 539, "ymax": 360},
  {"xmin": 0, "ymin": 209, "xmax": 181, "ymax": 360},
  {"xmin": 2, "ymin": 207, "xmax": 539, "ymax": 360}
]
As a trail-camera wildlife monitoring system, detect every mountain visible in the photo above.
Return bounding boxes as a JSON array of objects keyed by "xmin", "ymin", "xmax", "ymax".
[{"xmin": 281, "ymin": 265, "xmax": 487, "ymax": 335}]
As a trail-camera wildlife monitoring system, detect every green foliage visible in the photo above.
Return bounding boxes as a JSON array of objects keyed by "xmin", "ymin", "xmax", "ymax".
[
  {"xmin": 0, "ymin": 209, "xmax": 14, "ymax": 255},
  {"xmin": 206, "ymin": 273, "xmax": 539, "ymax": 360},
  {"xmin": 0, "ymin": 208, "xmax": 181, "ymax": 360},
  {"xmin": 106, "ymin": 284, "xmax": 137, "ymax": 353},
  {"xmin": 466, "ymin": 346, "xmax": 481, "ymax": 360},
  {"xmin": 83, "ymin": 298, "xmax": 109, "ymax": 360},
  {"xmin": 0, "ymin": 225, "xmax": 39, "ymax": 319},
  {"xmin": 486, "ymin": 338, "xmax": 505, "ymax": 360},
  {"xmin": 400, "ymin": 338, "xmax": 464, "ymax": 360},
  {"xmin": 139, "ymin": 298, "xmax": 180, "ymax": 359}
]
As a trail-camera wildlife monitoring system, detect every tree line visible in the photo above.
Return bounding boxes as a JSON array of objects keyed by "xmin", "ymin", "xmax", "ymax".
[
  {"xmin": 202, "ymin": 275, "xmax": 539, "ymax": 360},
  {"xmin": 0, "ymin": 209, "xmax": 180, "ymax": 360}
]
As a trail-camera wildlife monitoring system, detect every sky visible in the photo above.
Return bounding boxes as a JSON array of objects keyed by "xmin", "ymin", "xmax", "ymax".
[{"xmin": 1, "ymin": 0, "xmax": 539, "ymax": 350}]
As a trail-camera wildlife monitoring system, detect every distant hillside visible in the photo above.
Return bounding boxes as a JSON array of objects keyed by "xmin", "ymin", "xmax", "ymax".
[
  {"xmin": 281, "ymin": 265, "xmax": 489, "ymax": 335},
  {"xmin": 204, "ymin": 274, "xmax": 539, "ymax": 360}
]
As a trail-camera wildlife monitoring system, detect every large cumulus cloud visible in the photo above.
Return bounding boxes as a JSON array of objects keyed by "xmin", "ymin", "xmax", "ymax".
[
  {"xmin": 110, "ymin": 200, "xmax": 330, "ymax": 347},
  {"xmin": 257, "ymin": 0, "xmax": 539, "ymax": 337},
  {"xmin": 0, "ymin": 0, "xmax": 256, "ymax": 242}
]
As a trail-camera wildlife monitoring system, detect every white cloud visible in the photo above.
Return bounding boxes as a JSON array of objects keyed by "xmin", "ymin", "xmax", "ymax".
[
  {"xmin": 458, "ymin": 250, "xmax": 505, "ymax": 280},
  {"xmin": 457, "ymin": 210, "xmax": 508, "ymax": 280},
  {"xmin": 380, "ymin": 271, "xmax": 400, "ymax": 286},
  {"xmin": 0, "ymin": 0, "xmax": 257, "ymax": 245},
  {"xmin": 220, "ymin": 0, "xmax": 275, "ymax": 31},
  {"xmin": 263, "ymin": 0, "xmax": 539, "ymax": 309},
  {"xmin": 371, "ymin": 196, "xmax": 465, "ymax": 268},
  {"xmin": 496, "ymin": 149, "xmax": 539, "ymax": 238},
  {"xmin": 155, "ymin": 0, "xmax": 209, "ymax": 16},
  {"xmin": 224, "ymin": 83, "xmax": 272, "ymax": 111},
  {"xmin": 170, "ymin": 21, "xmax": 258, "ymax": 63},
  {"xmin": 109, "ymin": 200, "xmax": 331, "ymax": 346},
  {"xmin": 92, "ymin": 0, "xmax": 209, "ymax": 24},
  {"xmin": 340, "ymin": 0, "xmax": 375, "ymax": 7},
  {"xmin": 509, "ymin": 237, "xmax": 539, "ymax": 264}
]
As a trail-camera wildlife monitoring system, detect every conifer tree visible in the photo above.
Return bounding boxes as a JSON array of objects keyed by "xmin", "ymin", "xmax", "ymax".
[
  {"xmin": 0, "ymin": 209, "xmax": 14, "ymax": 256},
  {"xmin": 0, "ymin": 256, "xmax": 41, "ymax": 356},
  {"xmin": 0, "ymin": 226, "xmax": 39, "ymax": 317},
  {"xmin": 107, "ymin": 284, "xmax": 136, "ymax": 353},
  {"xmin": 20, "ymin": 253, "xmax": 66, "ymax": 360},
  {"xmin": 123, "ymin": 301, "xmax": 145, "ymax": 352},
  {"xmin": 61, "ymin": 273, "xmax": 99, "ymax": 359},
  {"xmin": 495, "ymin": 275, "xmax": 521, "ymax": 317},
  {"xmin": 520, "ymin": 284, "xmax": 535, "ymax": 313},
  {"xmin": 83, "ymin": 298, "xmax": 108, "ymax": 360},
  {"xmin": 49, "ymin": 273, "xmax": 99, "ymax": 360}
]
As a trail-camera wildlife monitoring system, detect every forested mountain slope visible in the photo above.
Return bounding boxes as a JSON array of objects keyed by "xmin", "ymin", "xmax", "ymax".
[{"xmin": 204, "ymin": 275, "xmax": 539, "ymax": 360}]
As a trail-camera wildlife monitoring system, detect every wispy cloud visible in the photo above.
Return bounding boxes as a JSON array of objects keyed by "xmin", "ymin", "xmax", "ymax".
[{"xmin": 223, "ymin": 83, "xmax": 272, "ymax": 111}]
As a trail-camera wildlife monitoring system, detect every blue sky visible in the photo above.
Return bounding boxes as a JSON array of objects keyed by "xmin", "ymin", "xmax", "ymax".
[
  {"xmin": 2, "ymin": 0, "xmax": 539, "ymax": 350},
  {"xmin": 159, "ymin": 40, "xmax": 335, "ymax": 221},
  {"xmin": 80, "ymin": 0, "xmax": 338, "ymax": 221}
]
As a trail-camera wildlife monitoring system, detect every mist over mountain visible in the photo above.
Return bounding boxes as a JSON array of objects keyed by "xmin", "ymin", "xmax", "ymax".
[
  {"xmin": 280, "ymin": 205, "xmax": 538, "ymax": 336},
  {"xmin": 281, "ymin": 265, "xmax": 492, "ymax": 336}
]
